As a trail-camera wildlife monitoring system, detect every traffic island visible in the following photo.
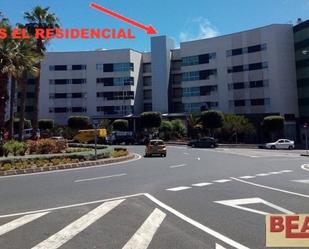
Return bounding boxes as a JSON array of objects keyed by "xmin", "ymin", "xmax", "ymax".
[{"xmin": 0, "ymin": 143, "xmax": 133, "ymax": 176}]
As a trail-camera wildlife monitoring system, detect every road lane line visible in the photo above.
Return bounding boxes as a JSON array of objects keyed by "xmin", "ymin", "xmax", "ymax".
[
  {"xmin": 256, "ymin": 173, "xmax": 269, "ymax": 176},
  {"xmin": 267, "ymin": 172, "xmax": 282, "ymax": 175},
  {"xmin": 74, "ymin": 173, "xmax": 126, "ymax": 183},
  {"xmin": 122, "ymin": 208, "xmax": 166, "ymax": 249},
  {"xmin": 166, "ymin": 186, "xmax": 191, "ymax": 191},
  {"xmin": 216, "ymin": 243, "xmax": 227, "ymax": 249},
  {"xmin": 183, "ymin": 152, "xmax": 189, "ymax": 155},
  {"xmin": 291, "ymin": 179, "xmax": 309, "ymax": 184},
  {"xmin": 192, "ymin": 182, "xmax": 213, "ymax": 187},
  {"xmin": 239, "ymin": 176, "xmax": 255, "ymax": 179},
  {"xmin": 0, "ymin": 193, "xmax": 144, "ymax": 219},
  {"xmin": 32, "ymin": 199, "xmax": 124, "ymax": 249},
  {"xmin": 213, "ymin": 179, "xmax": 231, "ymax": 183},
  {"xmin": 231, "ymin": 177, "xmax": 309, "ymax": 199},
  {"xmin": 0, "ymin": 212, "xmax": 49, "ymax": 236},
  {"xmin": 280, "ymin": 170, "xmax": 293, "ymax": 173},
  {"xmin": 169, "ymin": 164, "xmax": 187, "ymax": 168},
  {"xmin": 144, "ymin": 193, "xmax": 250, "ymax": 249},
  {"xmin": 301, "ymin": 164, "xmax": 309, "ymax": 172},
  {"xmin": 0, "ymin": 153, "xmax": 142, "ymax": 179}
]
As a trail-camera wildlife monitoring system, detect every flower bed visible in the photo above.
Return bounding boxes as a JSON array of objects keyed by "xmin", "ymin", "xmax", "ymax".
[{"xmin": 0, "ymin": 146, "xmax": 128, "ymax": 172}]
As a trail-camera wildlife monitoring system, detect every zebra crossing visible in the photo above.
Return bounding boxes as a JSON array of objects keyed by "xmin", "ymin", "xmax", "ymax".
[{"xmin": 0, "ymin": 195, "xmax": 235, "ymax": 249}]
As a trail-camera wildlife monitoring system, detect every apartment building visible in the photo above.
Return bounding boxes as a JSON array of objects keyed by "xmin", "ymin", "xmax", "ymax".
[{"xmin": 37, "ymin": 23, "xmax": 299, "ymax": 138}]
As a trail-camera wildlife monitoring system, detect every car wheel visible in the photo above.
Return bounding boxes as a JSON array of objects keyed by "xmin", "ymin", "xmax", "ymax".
[
  {"xmin": 192, "ymin": 144, "xmax": 195, "ymax": 148},
  {"xmin": 271, "ymin": 145, "xmax": 276, "ymax": 149},
  {"xmin": 288, "ymin": 145, "xmax": 293, "ymax": 150},
  {"xmin": 210, "ymin": 144, "xmax": 215, "ymax": 148}
]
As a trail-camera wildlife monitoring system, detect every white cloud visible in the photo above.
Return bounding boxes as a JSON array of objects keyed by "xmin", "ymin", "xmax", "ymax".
[{"xmin": 179, "ymin": 17, "xmax": 220, "ymax": 42}]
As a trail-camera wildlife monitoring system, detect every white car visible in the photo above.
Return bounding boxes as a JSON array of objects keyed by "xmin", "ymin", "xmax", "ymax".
[{"xmin": 265, "ymin": 139, "xmax": 295, "ymax": 150}]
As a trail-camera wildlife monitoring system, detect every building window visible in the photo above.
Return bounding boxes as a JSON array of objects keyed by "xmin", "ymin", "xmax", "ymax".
[
  {"xmin": 72, "ymin": 78, "xmax": 86, "ymax": 84},
  {"xmin": 54, "ymin": 93, "xmax": 67, "ymax": 99},
  {"xmin": 114, "ymin": 63, "xmax": 134, "ymax": 72},
  {"xmin": 226, "ymin": 44, "xmax": 267, "ymax": 57},
  {"xmin": 227, "ymin": 62, "xmax": 268, "ymax": 73},
  {"xmin": 250, "ymin": 98, "xmax": 265, "ymax": 106},
  {"xmin": 172, "ymin": 88, "xmax": 183, "ymax": 98},
  {"xmin": 143, "ymin": 63, "xmax": 151, "ymax": 73},
  {"xmin": 182, "ymin": 55, "xmax": 199, "ymax": 66},
  {"xmin": 144, "ymin": 103, "xmax": 152, "ymax": 111},
  {"xmin": 143, "ymin": 90, "xmax": 152, "ymax": 100},
  {"xmin": 182, "ymin": 71, "xmax": 200, "ymax": 81},
  {"xmin": 200, "ymin": 85, "xmax": 218, "ymax": 95},
  {"xmin": 170, "ymin": 74, "xmax": 182, "ymax": 85},
  {"xmin": 53, "ymin": 107, "xmax": 67, "ymax": 113},
  {"xmin": 249, "ymin": 80, "xmax": 264, "ymax": 88},
  {"xmin": 71, "ymin": 107, "xmax": 87, "ymax": 113},
  {"xmin": 114, "ymin": 77, "xmax": 134, "ymax": 86},
  {"xmin": 54, "ymin": 79, "xmax": 69, "ymax": 85},
  {"xmin": 72, "ymin": 65, "xmax": 86, "ymax": 70},
  {"xmin": 96, "ymin": 64, "xmax": 104, "ymax": 71},
  {"xmin": 49, "ymin": 65, "xmax": 67, "ymax": 71},
  {"xmin": 234, "ymin": 100, "xmax": 246, "ymax": 106},
  {"xmin": 71, "ymin": 93, "xmax": 83, "ymax": 98},
  {"xmin": 183, "ymin": 87, "xmax": 200, "ymax": 97},
  {"xmin": 143, "ymin": 76, "xmax": 152, "ymax": 86}
]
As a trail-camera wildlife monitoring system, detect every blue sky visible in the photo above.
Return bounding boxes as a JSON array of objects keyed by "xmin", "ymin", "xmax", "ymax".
[{"xmin": 1, "ymin": 0, "xmax": 309, "ymax": 52}]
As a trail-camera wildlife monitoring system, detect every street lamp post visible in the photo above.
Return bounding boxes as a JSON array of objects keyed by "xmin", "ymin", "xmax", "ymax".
[
  {"xmin": 92, "ymin": 119, "xmax": 99, "ymax": 160},
  {"xmin": 304, "ymin": 123, "xmax": 309, "ymax": 155}
]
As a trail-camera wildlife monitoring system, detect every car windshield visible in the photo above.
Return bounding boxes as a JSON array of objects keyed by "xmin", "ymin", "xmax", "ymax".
[{"xmin": 150, "ymin": 141, "xmax": 164, "ymax": 145}]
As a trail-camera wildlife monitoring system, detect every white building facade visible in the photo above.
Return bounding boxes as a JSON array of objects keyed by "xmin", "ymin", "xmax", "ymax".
[{"xmin": 38, "ymin": 24, "xmax": 299, "ymax": 130}]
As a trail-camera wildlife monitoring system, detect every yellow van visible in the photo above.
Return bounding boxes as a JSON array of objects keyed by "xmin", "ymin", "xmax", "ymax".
[{"xmin": 73, "ymin": 129, "xmax": 107, "ymax": 143}]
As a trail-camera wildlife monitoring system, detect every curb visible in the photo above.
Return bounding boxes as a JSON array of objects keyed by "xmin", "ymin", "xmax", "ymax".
[{"xmin": 0, "ymin": 154, "xmax": 135, "ymax": 176}]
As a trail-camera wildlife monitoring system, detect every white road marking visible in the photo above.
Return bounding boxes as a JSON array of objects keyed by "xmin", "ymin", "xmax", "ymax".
[
  {"xmin": 213, "ymin": 179, "xmax": 231, "ymax": 183},
  {"xmin": 256, "ymin": 173, "xmax": 269, "ymax": 176},
  {"xmin": 144, "ymin": 193, "xmax": 250, "ymax": 249},
  {"xmin": 239, "ymin": 176, "xmax": 255, "ymax": 179},
  {"xmin": 268, "ymin": 172, "xmax": 282, "ymax": 175},
  {"xmin": 0, "ymin": 212, "xmax": 49, "ymax": 236},
  {"xmin": 291, "ymin": 179, "xmax": 309, "ymax": 184},
  {"xmin": 301, "ymin": 164, "xmax": 309, "ymax": 172},
  {"xmin": 216, "ymin": 244, "xmax": 227, "ymax": 249},
  {"xmin": 280, "ymin": 170, "xmax": 293, "ymax": 173},
  {"xmin": 122, "ymin": 208, "xmax": 166, "ymax": 249},
  {"xmin": 192, "ymin": 182, "xmax": 213, "ymax": 187},
  {"xmin": 0, "ymin": 193, "xmax": 144, "ymax": 219},
  {"xmin": 32, "ymin": 199, "xmax": 124, "ymax": 249},
  {"xmin": 183, "ymin": 152, "xmax": 189, "ymax": 155},
  {"xmin": 166, "ymin": 186, "xmax": 191, "ymax": 192},
  {"xmin": 74, "ymin": 173, "xmax": 126, "ymax": 183},
  {"xmin": 197, "ymin": 157, "xmax": 201, "ymax": 160},
  {"xmin": 169, "ymin": 164, "xmax": 187, "ymax": 169},
  {"xmin": 232, "ymin": 177, "xmax": 309, "ymax": 199},
  {"xmin": 0, "ymin": 153, "xmax": 142, "ymax": 179},
  {"xmin": 215, "ymin": 197, "xmax": 294, "ymax": 216}
]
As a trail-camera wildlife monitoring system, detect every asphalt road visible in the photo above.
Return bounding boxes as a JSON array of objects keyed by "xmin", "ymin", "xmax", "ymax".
[{"xmin": 0, "ymin": 145, "xmax": 309, "ymax": 249}]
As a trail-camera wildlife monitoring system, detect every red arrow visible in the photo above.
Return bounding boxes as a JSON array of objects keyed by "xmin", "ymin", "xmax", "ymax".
[{"xmin": 89, "ymin": 2, "xmax": 157, "ymax": 35}]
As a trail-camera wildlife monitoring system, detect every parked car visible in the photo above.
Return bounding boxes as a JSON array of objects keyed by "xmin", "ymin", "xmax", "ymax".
[
  {"xmin": 188, "ymin": 137, "xmax": 217, "ymax": 148},
  {"xmin": 13, "ymin": 128, "xmax": 40, "ymax": 140},
  {"xmin": 145, "ymin": 139, "xmax": 167, "ymax": 157},
  {"xmin": 107, "ymin": 131, "xmax": 136, "ymax": 145},
  {"xmin": 265, "ymin": 139, "xmax": 295, "ymax": 150}
]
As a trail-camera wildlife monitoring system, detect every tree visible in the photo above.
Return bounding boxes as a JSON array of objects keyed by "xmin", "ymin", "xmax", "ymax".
[
  {"xmin": 222, "ymin": 114, "xmax": 255, "ymax": 143},
  {"xmin": 100, "ymin": 119, "xmax": 113, "ymax": 134},
  {"xmin": 263, "ymin": 115, "xmax": 284, "ymax": 141},
  {"xmin": 186, "ymin": 114, "xmax": 202, "ymax": 139},
  {"xmin": 171, "ymin": 119, "xmax": 186, "ymax": 139},
  {"xmin": 200, "ymin": 110, "xmax": 224, "ymax": 136},
  {"xmin": 112, "ymin": 119, "xmax": 128, "ymax": 131},
  {"xmin": 0, "ymin": 13, "xmax": 12, "ymax": 131},
  {"xmin": 140, "ymin": 112, "xmax": 162, "ymax": 131},
  {"xmin": 24, "ymin": 6, "xmax": 60, "ymax": 137},
  {"xmin": 68, "ymin": 116, "xmax": 89, "ymax": 130},
  {"xmin": 159, "ymin": 120, "xmax": 173, "ymax": 140},
  {"xmin": 39, "ymin": 119, "xmax": 54, "ymax": 130}
]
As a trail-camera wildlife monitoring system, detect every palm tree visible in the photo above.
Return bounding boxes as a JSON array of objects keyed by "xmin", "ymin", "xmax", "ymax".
[
  {"xmin": 24, "ymin": 6, "xmax": 60, "ymax": 137},
  {"xmin": 0, "ymin": 13, "xmax": 11, "ymax": 131},
  {"xmin": 186, "ymin": 114, "xmax": 202, "ymax": 139},
  {"xmin": 14, "ymin": 37, "xmax": 40, "ymax": 140}
]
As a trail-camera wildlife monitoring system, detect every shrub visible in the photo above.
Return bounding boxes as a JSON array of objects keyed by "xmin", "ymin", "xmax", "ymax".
[
  {"xmin": 112, "ymin": 119, "xmax": 129, "ymax": 131},
  {"xmin": 200, "ymin": 110, "xmax": 224, "ymax": 135},
  {"xmin": 68, "ymin": 116, "xmax": 90, "ymax": 130},
  {"xmin": 3, "ymin": 140, "xmax": 28, "ymax": 156},
  {"xmin": 159, "ymin": 121, "xmax": 173, "ymax": 140},
  {"xmin": 39, "ymin": 119, "xmax": 54, "ymax": 130},
  {"xmin": 140, "ymin": 112, "xmax": 162, "ymax": 130},
  {"xmin": 112, "ymin": 148, "xmax": 129, "ymax": 157},
  {"xmin": 171, "ymin": 119, "xmax": 186, "ymax": 139},
  {"xmin": 35, "ymin": 139, "xmax": 57, "ymax": 154}
]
